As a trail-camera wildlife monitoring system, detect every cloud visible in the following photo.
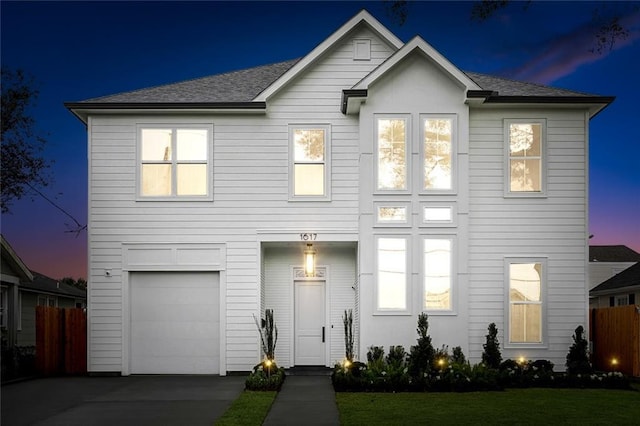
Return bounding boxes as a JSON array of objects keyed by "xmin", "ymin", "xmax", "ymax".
[{"xmin": 499, "ymin": 10, "xmax": 640, "ymax": 84}]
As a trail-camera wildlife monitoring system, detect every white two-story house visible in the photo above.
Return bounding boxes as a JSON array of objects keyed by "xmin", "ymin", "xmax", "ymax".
[{"xmin": 66, "ymin": 10, "xmax": 613, "ymax": 375}]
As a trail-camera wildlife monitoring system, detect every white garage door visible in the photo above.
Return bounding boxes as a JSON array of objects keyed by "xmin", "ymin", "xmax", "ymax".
[{"xmin": 130, "ymin": 271, "xmax": 220, "ymax": 374}]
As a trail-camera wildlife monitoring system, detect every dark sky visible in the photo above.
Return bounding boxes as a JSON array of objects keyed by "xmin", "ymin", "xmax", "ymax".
[{"xmin": 2, "ymin": 1, "xmax": 639, "ymax": 279}]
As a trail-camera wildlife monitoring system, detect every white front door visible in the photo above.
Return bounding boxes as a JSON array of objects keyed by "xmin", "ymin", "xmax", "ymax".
[{"xmin": 294, "ymin": 280, "xmax": 326, "ymax": 366}]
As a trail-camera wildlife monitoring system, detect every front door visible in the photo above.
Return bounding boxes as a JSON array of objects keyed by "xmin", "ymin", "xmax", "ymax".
[{"xmin": 294, "ymin": 280, "xmax": 326, "ymax": 365}]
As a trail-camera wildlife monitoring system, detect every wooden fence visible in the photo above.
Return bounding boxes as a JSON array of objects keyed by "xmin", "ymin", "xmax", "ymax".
[
  {"xmin": 35, "ymin": 306, "xmax": 87, "ymax": 375},
  {"xmin": 590, "ymin": 305, "xmax": 640, "ymax": 377}
]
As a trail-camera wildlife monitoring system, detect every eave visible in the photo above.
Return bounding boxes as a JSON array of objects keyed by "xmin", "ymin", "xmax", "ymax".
[
  {"xmin": 64, "ymin": 102, "xmax": 267, "ymax": 124},
  {"xmin": 465, "ymin": 91, "xmax": 615, "ymax": 118}
]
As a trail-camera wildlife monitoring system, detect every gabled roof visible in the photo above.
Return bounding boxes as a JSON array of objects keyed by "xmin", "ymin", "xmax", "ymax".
[
  {"xmin": 1, "ymin": 235, "xmax": 33, "ymax": 282},
  {"xmin": 65, "ymin": 9, "xmax": 613, "ymax": 123},
  {"xmin": 589, "ymin": 245, "xmax": 640, "ymax": 262},
  {"xmin": 590, "ymin": 262, "xmax": 640, "ymax": 295},
  {"xmin": 20, "ymin": 271, "xmax": 87, "ymax": 299},
  {"xmin": 352, "ymin": 36, "xmax": 481, "ymax": 92},
  {"xmin": 254, "ymin": 10, "xmax": 403, "ymax": 102}
]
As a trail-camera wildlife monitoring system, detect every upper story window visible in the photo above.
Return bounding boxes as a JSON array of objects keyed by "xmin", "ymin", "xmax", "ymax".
[
  {"xmin": 506, "ymin": 259, "xmax": 546, "ymax": 346},
  {"xmin": 290, "ymin": 125, "xmax": 330, "ymax": 200},
  {"xmin": 376, "ymin": 116, "xmax": 409, "ymax": 191},
  {"xmin": 422, "ymin": 116, "xmax": 454, "ymax": 191},
  {"xmin": 505, "ymin": 120, "xmax": 546, "ymax": 196},
  {"xmin": 138, "ymin": 125, "xmax": 213, "ymax": 200}
]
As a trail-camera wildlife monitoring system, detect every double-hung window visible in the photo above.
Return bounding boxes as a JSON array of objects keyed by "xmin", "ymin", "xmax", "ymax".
[
  {"xmin": 376, "ymin": 116, "xmax": 409, "ymax": 191},
  {"xmin": 290, "ymin": 125, "xmax": 330, "ymax": 199},
  {"xmin": 139, "ymin": 125, "xmax": 213, "ymax": 200},
  {"xmin": 376, "ymin": 236, "xmax": 409, "ymax": 313},
  {"xmin": 506, "ymin": 258, "xmax": 546, "ymax": 345},
  {"xmin": 422, "ymin": 116, "xmax": 455, "ymax": 192},
  {"xmin": 505, "ymin": 120, "xmax": 546, "ymax": 196}
]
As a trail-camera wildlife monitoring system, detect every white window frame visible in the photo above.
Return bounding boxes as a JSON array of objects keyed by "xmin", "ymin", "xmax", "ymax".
[
  {"xmin": 504, "ymin": 119, "xmax": 547, "ymax": 197},
  {"xmin": 353, "ymin": 39, "xmax": 371, "ymax": 61},
  {"xmin": 374, "ymin": 235, "xmax": 411, "ymax": 315},
  {"xmin": 374, "ymin": 202, "xmax": 411, "ymax": 227},
  {"xmin": 288, "ymin": 124, "xmax": 331, "ymax": 201},
  {"xmin": 375, "ymin": 115, "xmax": 411, "ymax": 194},
  {"xmin": 420, "ymin": 114, "xmax": 457, "ymax": 194},
  {"xmin": 504, "ymin": 257, "xmax": 547, "ymax": 348},
  {"xmin": 136, "ymin": 124, "xmax": 214, "ymax": 201},
  {"xmin": 422, "ymin": 235, "xmax": 456, "ymax": 315},
  {"xmin": 420, "ymin": 201, "xmax": 457, "ymax": 227}
]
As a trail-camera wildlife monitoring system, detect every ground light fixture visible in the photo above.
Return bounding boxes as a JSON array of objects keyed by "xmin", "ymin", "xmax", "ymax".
[{"xmin": 304, "ymin": 243, "xmax": 316, "ymax": 277}]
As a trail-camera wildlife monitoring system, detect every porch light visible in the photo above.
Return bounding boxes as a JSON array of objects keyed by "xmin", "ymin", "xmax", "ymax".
[{"xmin": 304, "ymin": 244, "xmax": 316, "ymax": 277}]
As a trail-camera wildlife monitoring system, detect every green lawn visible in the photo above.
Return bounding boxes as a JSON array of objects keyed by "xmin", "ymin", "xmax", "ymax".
[
  {"xmin": 215, "ymin": 391, "xmax": 276, "ymax": 426},
  {"xmin": 337, "ymin": 388, "xmax": 640, "ymax": 425}
]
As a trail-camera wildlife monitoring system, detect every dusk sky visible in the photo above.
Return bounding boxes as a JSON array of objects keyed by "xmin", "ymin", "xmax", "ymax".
[{"xmin": 1, "ymin": 1, "xmax": 639, "ymax": 280}]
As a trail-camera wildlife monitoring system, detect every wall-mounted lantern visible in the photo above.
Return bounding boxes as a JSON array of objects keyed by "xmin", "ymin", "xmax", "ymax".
[{"xmin": 304, "ymin": 243, "xmax": 316, "ymax": 277}]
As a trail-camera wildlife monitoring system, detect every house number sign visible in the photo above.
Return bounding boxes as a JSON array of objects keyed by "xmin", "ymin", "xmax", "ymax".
[{"xmin": 300, "ymin": 233, "xmax": 317, "ymax": 241}]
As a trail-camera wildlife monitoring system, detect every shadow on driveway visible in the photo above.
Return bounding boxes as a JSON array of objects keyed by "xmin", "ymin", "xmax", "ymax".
[{"xmin": 1, "ymin": 375, "xmax": 246, "ymax": 426}]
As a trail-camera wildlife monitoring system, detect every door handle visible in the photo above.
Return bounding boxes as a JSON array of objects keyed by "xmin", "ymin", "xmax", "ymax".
[{"xmin": 322, "ymin": 326, "xmax": 325, "ymax": 343}]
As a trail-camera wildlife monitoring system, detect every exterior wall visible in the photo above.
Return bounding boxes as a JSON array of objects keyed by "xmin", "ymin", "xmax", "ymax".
[
  {"xmin": 468, "ymin": 108, "xmax": 589, "ymax": 368},
  {"xmin": 263, "ymin": 244, "xmax": 357, "ymax": 367},
  {"xmin": 86, "ymin": 26, "xmax": 394, "ymax": 373},
  {"xmin": 358, "ymin": 53, "xmax": 471, "ymax": 357}
]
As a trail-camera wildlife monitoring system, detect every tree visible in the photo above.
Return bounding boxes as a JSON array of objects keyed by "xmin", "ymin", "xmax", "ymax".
[
  {"xmin": 60, "ymin": 277, "xmax": 87, "ymax": 290},
  {"xmin": 1, "ymin": 68, "xmax": 51, "ymax": 213},
  {"xmin": 565, "ymin": 325, "xmax": 591, "ymax": 375}
]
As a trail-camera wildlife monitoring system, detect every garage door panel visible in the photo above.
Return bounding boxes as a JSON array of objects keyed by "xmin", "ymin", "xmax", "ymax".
[{"xmin": 130, "ymin": 272, "xmax": 220, "ymax": 375}]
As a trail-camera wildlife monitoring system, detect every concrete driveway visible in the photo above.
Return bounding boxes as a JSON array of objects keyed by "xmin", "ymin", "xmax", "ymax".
[{"xmin": 1, "ymin": 375, "xmax": 246, "ymax": 426}]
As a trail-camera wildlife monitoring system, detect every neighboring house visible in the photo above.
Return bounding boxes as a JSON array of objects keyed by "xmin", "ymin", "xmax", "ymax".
[
  {"xmin": 1, "ymin": 235, "xmax": 87, "ymax": 348},
  {"xmin": 1, "ymin": 235, "xmax": 33, "ymax": 349},
  {"xmin": 590, "ymin": 263, "xmax": 640, "ymax": 309},
  {"xmin": 65, "ymin": 11, "xmax": 614, "ymax": 375},
  {"xmin": 589, "ymin": 245, "xmax": 640, "ymax": 290}
]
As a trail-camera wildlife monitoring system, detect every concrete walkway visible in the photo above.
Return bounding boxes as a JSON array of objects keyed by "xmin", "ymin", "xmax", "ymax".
[{"xmin": 263, "ymin": 375, "xmax": 340, "ymax": 425}]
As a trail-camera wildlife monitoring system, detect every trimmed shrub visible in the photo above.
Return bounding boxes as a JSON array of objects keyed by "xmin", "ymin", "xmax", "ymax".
[
  {"xmin": 566, "ymin": 325, "xmax": 591, "ymax": 375},
  {"xmin": 481, "ymin": 323, "xmax": 502, "ymax": 369}
]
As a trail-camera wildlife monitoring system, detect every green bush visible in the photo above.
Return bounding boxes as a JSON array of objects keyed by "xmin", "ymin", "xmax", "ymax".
[
  {"xmin": 565, "ymin": 325, "xmax": 591, "ymax": 375},
  {"xmin": 408, "ymin": 313, "xmax": 435, "ymax": 387},
  {"xmin": 481, "ymin": 323, "xmax": 502, "ymax": 369},
  {"xmin": 245, "ymin": 361, "xmax": 285, "ymax": 391}
]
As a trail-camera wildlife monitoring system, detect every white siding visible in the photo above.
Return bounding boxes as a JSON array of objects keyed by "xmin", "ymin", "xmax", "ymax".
[
  {"xmin": 468, "ymin": 109, "xmax": 589, "ymax": 368},
  {"xmin": 86, "ymin": 26, "xmax": 394, "ymax": 373}
]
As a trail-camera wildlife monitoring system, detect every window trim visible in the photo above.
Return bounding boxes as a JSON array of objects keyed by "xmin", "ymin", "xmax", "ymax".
[
  {"xmin": 374, "ymin": 114, "xmax": 411, "ymax": 194},
  {"xmin": 374, "ymin": 235, "xmax": 411, "ymax": 315},
  {"xmin": 504, "ymin": 257, "xmax": 548, "ymax": 348},
  {"xmin": 288, "ymin": 124, "xmax": 331, "ymax": 201},
  {"xmin": 136, "ymin": 124, "xmax": 214, "ymax": 201},
  {"xmin": 419, "ymin": 114, "xmax": 457, "ymax": 194},
  {"xmin": 422, "ymin": 235, "xmax": 456, "ymax": 315},
  {"xmin": 504, "ymin": 119, "xmax": 547, "ymax": 198},
  {"xmin": 374, "ymin": 202, "xmax": 412, "ymax": 227},
  {"xmin": 0, "ymin": 286, "xmax": 7, "ymax": 329}
]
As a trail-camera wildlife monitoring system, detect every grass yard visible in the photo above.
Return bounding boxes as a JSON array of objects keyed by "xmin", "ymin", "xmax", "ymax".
[
  {"xmin": 215, "ymin": 391, "xmax": 276, "ymax": 426},
  {"xmin": 337, "ymin": 388, "xmax": 640, "ymax": 425}
]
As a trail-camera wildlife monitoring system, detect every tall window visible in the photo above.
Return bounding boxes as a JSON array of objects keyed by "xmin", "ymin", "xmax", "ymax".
[
  {"xmin": 376, "ymin": 117, "xmax": 408, "ymax": 190},
  {"xmin": 508, "ymin": 260, "xmax": 544, "ymax": 344},
  {"xmin": 139, "ymin": 126, "xmax": 211, "ymax": 198},
  {"xmin": 0, "ymin": 287, "xmax": 7, "ymax": 328},
  {"xmin": 507, "ymin": 121, "xmax": 545, "ymax": 194},
  {"xmin": 423, "ymin": 117, "xmax": 453, "ymax": 190},
  {"xmin": 424, "ymin": 238, "xmax": 452, "ymax": 310},
  {"xmin": 290, "ymin": 125, "xmax": 329, "ymax": 198},
  {"xmin": 376, "ymin": 237, "xmax": 408, "ymax": 311}
]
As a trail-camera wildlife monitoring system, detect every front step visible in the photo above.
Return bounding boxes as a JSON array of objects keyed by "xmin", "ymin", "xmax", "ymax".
[{"xmin": 286, "ymin": 366, "xmax": 333, "ymax": 376}]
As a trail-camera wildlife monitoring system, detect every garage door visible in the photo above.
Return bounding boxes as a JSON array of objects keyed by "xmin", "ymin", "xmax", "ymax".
[{"xmin": 130, "ymin": 271, "xmax": 220, "ymax": 374}]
